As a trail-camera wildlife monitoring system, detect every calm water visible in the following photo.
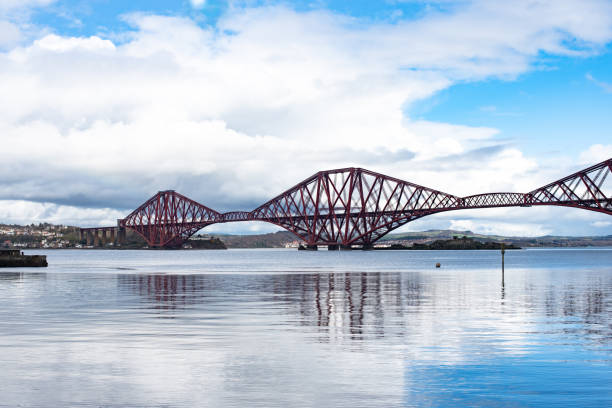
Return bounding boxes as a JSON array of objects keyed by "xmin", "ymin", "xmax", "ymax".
[{"xmin": 1, "ymin": 248, "xmax": 611, "ymax": 407}]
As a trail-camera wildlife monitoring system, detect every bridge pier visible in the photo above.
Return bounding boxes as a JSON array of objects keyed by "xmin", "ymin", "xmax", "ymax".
[
  {"xmin": 116, "ymin": 220, "xmax": 126, "ymax": 247},
  {"xmin": 328, "ymin": 244, "xmax": 354, "ymax": 250},
  {"xmin": 118, "ymin": 227, "xmax": 126, "ymax": 246},
  {"xmin": 81, "ymin": 228, "xmax": 124, "ymax": 247}
]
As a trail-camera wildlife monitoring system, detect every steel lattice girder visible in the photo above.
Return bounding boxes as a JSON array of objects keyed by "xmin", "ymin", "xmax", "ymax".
[
  {"xmin": 249, "ymin": 168, "xmax": 459, "ymax": 245},
  {"xmin": 110, "ymin": 158, "xmax": 612, "ymax": 248},
  {"xmin": 122, "ymin": 190, "xmax": 221, "ymax": 247},
  {"xmin": 528, "ymin": 159, "xmax": 612, "ymax": 214}
]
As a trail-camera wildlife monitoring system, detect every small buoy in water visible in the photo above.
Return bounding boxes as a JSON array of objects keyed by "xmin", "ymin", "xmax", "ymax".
[{"xmin": 435, "ymin": 262, "xmax": 441, "ymax": 268}]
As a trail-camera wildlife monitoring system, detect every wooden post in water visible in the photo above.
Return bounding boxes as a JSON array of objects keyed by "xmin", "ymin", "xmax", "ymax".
[{"xmin": 501, "ymin": 243, "xmax": 505, "ymax": 285}]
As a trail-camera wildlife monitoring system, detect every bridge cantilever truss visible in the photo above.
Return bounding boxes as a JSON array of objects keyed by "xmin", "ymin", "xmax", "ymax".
[
  {"xmin": 121, "ymin": 190, "xmax": 222, "ymax": 248},
  {"xmin": 81, "ymin": 158, "xmax": 612, "ymax": 248}
]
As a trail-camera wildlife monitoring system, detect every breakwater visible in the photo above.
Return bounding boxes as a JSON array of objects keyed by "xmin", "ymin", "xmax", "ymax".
[{"xmin": 0, "ymin": 249, "xmax": 47, "ymax": 267}]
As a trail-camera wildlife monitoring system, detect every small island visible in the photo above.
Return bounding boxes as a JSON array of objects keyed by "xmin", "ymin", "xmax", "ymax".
[
  {"xmin": 183, "ymin": 237, "xmax": 227, "ymax": 250},
  {"xmin": 377, "ymin": 236, "xmax": 521, "ymax": 250}
]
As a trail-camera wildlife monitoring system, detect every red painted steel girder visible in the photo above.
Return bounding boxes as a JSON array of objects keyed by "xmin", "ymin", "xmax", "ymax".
[
  {"xmin": 222, "ymin": 211, "xmax": 254, "ymax": 222},
  {"xmin": 461, "ymin": 192, "xmax": 531, "ymax": 208},
  {"xmin": 249, "ymin": 167, "xmax": 461, "ymax": 246},
  {"xmin": 102, "ymin": 158, "xmax": 611, "ymax": 248},
  {"xmin": 528, "ymin": 158, "xmax": 612, "ymax": 215},
  {"xmin": 122, "ymin": 190, "xmax": 221, "ymax": 247}
]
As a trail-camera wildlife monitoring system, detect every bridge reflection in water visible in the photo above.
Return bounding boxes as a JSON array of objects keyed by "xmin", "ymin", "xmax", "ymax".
[
  {"xmin": 117, "ymin": 271, "xmax": 609, "ymax": 345},
  {"xmin": 2, "ymin": 264, "xmax": 611, "ymax": 407}
]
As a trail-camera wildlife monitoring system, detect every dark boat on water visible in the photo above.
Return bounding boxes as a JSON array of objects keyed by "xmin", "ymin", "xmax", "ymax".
[{"xmin": 0, "ymin": 249, "xmax": 47, "ymax": 267}]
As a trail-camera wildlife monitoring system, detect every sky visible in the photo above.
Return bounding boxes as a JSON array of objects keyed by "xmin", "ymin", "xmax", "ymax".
[{"xmin": 0, "ymin": 0, "xmax": 611, "ymax": 236}]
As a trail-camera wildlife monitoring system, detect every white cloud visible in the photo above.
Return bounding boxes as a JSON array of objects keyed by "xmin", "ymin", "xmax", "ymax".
[
  {"xmin": 579, "ymin": 144, "xmax": 612, "ymax": 164},
  {"xmin": 0, "ymin": 200, "xmax": 124, "ymax": 226},
  {"xmin": 586, "ymin": 72, "xmax": 612, "ymax": 93},
  {"xmin": 0, "ymin": 0, "xmax": 55, "ymax": 11},
  {"xmin": 0, "ymin": 20, "xmax": 21, "ymax": 48},
  {"xmin": 0, "ymin": 0, "xmax": 55, "ymax": 49},
  {"xmin": 34, "ymin": 34, "xmax": 116, "ymax": 52},
  {"xmin": 0, "ymin": 1, "xmax": 611, "ymax": 234},
  {"xmin": 448, "ymin": 219, "xmax": 552, "ymax": 237},
  {"xmin": 190, "ymin": 0, "xmax": 206, "ymax": 8}
]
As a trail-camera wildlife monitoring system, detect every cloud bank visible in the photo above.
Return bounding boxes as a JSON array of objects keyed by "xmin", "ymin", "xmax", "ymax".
[{"xmin": 0, "ymin": 0, "xmax": 611, "ymax": 235}]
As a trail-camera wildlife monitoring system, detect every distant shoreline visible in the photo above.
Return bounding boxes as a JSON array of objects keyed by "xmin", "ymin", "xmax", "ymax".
[
  {"xmin": 21, "ymin": 245, "xmax": 612, "ymax": 251},
  {"xmin": 4, "ymin": 224, "xmax": 611, "ymax": 250}
]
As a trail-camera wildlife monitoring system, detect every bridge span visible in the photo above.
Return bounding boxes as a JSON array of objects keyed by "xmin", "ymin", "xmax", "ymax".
[{"xmin": 80, "ymin": 158, "xmax": 612, "ymax": 248}]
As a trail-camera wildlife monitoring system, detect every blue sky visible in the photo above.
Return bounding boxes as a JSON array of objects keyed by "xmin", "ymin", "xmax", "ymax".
[
  {"xmin": 29, "ymin": 1, "xmax": 445, "ymax": 33},
  {"xmin": 411, "ymin": 51, "xmax": 612, "ymax": 156},
  {"xmin": 0, "ymin": 0, "xmax": 611, "ymax": 236}
]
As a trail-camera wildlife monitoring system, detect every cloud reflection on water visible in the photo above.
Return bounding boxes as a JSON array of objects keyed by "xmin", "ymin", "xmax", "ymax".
[{"xmin": 0, "ymin": 261, "xmax": 610, "ymax": 407}]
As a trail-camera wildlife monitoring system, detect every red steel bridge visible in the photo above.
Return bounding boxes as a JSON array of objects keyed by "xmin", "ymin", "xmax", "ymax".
[{"xmin": 81, "ymin": 158, "xmax": 612, "ymax": 248}]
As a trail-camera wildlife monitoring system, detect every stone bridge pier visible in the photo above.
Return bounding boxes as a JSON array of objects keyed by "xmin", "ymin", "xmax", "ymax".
[{"xmin": 79, "ymin": 225, "xmax": 126, "ymax": 248}]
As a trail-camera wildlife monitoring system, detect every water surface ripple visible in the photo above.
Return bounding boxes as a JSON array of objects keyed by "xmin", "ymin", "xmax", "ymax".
[{"xmin": 0, "ymin": 248, "xmax": 611, "ymax": 407}]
